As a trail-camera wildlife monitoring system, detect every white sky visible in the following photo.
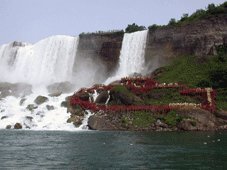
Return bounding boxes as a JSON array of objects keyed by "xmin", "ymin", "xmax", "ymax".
[{"xmin": 0, "ymin": 0, "xmax": 226, "ymax": 44}]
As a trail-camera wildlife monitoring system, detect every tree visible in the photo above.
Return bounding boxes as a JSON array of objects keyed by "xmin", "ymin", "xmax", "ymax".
[
  {"xmin": 148, "ymin": 24, "xmax": 161, "ymax": 31},
  {"xmin": 125, "ymin": 23, "xmax": 146, "ymax": 33},
  {"xmin": 180, "ymin": 13, "xmax": 189, "ymax": 22},
  {"xmin": 207, "ymin": 3, "xmax": 216, "ymax": 13},
  {"xmin": 168, "ymin": 18, "xmax": 176, "ymax": 26}
]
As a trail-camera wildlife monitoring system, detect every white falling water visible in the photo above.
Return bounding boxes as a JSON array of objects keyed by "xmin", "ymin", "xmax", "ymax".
[
  {"xmin": 0, "ymin": 35, "xmax": 78, "ymax": 86},
  {"xmin": 0, "ymin": 31, "xmax": 148, "ymax": 130},
  {"xmin": 105, "ymin": 30, "xmax": 148, "ymax": 84},
  {"xmin": 0, "ymin": 35, "xmax": 82, "ymax": 130}
]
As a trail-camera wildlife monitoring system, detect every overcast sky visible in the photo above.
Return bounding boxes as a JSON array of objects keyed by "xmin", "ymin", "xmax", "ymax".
[{"xmin": 0, "ymin": 0, "xmax": 226, "ymax": 44}]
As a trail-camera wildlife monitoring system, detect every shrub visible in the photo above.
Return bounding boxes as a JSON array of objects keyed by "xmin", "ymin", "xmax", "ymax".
[
  {"xmin": 168, "ymin": 18, "xmax": 177, "ymax": 26},
  {"xmin": 164, "ymin": 111, "xmax": 183, "ymax": 127},
  {"xmin": 125, "ymin": 23, "xmax": 146, "ymax": 33}
]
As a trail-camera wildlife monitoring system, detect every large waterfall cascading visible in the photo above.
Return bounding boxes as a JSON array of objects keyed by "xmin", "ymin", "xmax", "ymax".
[
  {"xmin": 0, "ymin": 35, "xmax": 78, "ymax": 86},
  {"xmin": 0, "ymin": 31, "xmax": 148, "ymax": 130},
  {"xmin": 0, "ymin": 35, "xmax": 83, "ymax": 130},
  {"xmin": 105, "ymin": 30, "xmax": 148, "ymax": 84}
]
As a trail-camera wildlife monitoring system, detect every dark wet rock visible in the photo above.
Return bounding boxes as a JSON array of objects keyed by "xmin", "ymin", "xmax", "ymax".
[
  {"xmin": 0, "ymin": 82, "xmax": 32, "ymax": 98},
  {"xmin": 177, "ymin": 119, "xmax": 198, "ymax": 131},
  {"xmin": 47, "ymin": 81, "xmax": 74, "ymax": 94},
  {"xmin": 1, "ymin": 116, "xmax": 8, "ymax": 120},
  {"xmin": 95, "ymin": 91, "xmax": 109, "ymax": 104},
  {"xmin": 78, "ymin": 92, "xmax": 90, "ymax": 101},
  {"xmin": 6, "ymin": 125, "xmax": 11, "ymax": 129},
  {"xmin": 25, "ymin": 116, "xmax": 33, "ymax": 121},
  {"xmin": 176, "ymin": 108, "xmax": 217, "ymax": 131},
  {"xmin": 215, "ymin": 110, "xmax": 227, "ymax": 120},
  {"xmin": 61, "ymin": 101, "xmax": 67, "ymax": 108},
  {"xmin": 14, "ymin": 123, "xmax": 22, "ymax": 129},
  {"xmin": 34, "ymin": 96, "xmax": 48, "ymax": 105},
  {"xmin": 109, "ymin": 85, "xmax": 143, "ymax": 105},
  {"xmin": 46, "ymin": 105, "xmax": 54, "ymax": 110},
  {"xmin": 26, "ymin": 104, "xmax": 38, "ymax": 111},
  {"xmin": 88, "ymin": 114, "xmax": 117, "ymax": 130},
  {"xmin": 155, "ymin": 119, "xmax": 168, "ymax": 128},
  {"xmin": 48, "ymin": 92, "xmax": 62, "ymax": 97},
  {"xmin": 36, "ymin": 111, "xmax": 45, "ymax": 117},
  {"xmin": 67, "ymin": 114, "xmax": 84, "ymax": 127},
  {"xmin": 19, "ymin": 98, "xmax": 26, "ymax": 106}
]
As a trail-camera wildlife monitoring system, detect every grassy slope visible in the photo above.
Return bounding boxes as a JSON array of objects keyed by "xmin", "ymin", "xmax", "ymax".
[{"xmin": 155, "ymin": 49, "xmax": 227, "ymax": 110}]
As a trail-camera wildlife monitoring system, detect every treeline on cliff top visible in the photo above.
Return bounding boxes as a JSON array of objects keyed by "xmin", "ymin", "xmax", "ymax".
[{"xmin": 79, "ymin": 2, "xmax": 227, "ymax": 35}]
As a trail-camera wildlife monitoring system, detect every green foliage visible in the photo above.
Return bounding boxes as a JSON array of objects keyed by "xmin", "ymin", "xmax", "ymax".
[
  {"xmin": 148, "ymin": 24, "xmax": 162, "ymax": 31},
  {"xmin": 79, "ymin": 30, "xmax": 124, "ymax": 37},
  {"xmin": 164, "ymin": 111, "xmax": 183, "ymax": 127},
  {"xmin": 207, "ymin": 3, "xmax": 216, "ymax": 13},
  {"xmin": 155, "ymin": 45, "xmax": 227, "ymax": 110},
  {"xmin": 122, "ymin": 111, "xmax": 155, "ymax": 128},
  {"xmin": 143, "ymin": 88, "xmax": 198, "ymax": 105},
  {"xmin": 216, "ymin": 88, "xmax": 227, "ymax": 110},
  {"xmin": 166, "ymin": 2, "xmax": 227, "ymax": 26},
  {"xmin": 180, "ymin": 13, "xmax": 189, "ymax": 22},
  {"xmin": 125, "ymin": 23, "xmax": 146, "ymax": 33},
  {"xmin": 209, "ymin": 69, "xmax": 227, "ymax": 88},
  {"xmin": 111, "ymin": 85, "xmax": 132, "ymax": 96},
  {"xmin": 168, "ymin": 18, "xmax": 177, "ymax": 26},
  {"xmin": 156, "ymin": 56, "xmax": 208, "ymax": 87}
]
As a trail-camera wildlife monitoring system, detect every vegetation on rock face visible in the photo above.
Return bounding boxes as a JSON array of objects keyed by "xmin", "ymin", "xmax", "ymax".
[
  {"xmin": 109, "ymin": 85, "xmax": 143, "ymax": 105},
  {"xmin": 148, "ymin": 2, "xmax": 227, "ymax": 30},
  {"xmin": 125, "ymin": 23, "xmax": 146, "ymax": 33},
  {"xmin": 155, "ymin": 45, "xmax": 227, "ymax": 110},
  {"xmin": 142, "ymin": 88, "xmax": 198, "ymax": 105},
  {"xmin": 79, "ymin": 30, "xmax": 124, "ymax": 37},
  {"xmin": 163, "ymin": 111, "xmax": 183, "ymax": 127},
  {"xmin": 122, "ymin": 111, "xmax": 155, "ymax": 128}
]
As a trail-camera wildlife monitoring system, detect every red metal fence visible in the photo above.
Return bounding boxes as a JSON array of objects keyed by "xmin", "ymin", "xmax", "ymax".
[{"xmin": 70, "ymin": 77, "xmax": 216, "ymax": 113}]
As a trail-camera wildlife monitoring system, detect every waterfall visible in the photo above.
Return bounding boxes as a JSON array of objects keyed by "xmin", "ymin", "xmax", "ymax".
[
  {"xmin": 105, "ymin": 30, "xmax": 148, "ymax": 84},
  {"xmin": 0, "ymin": 35, "xmax": 82, "ymax": 130},
  {"xmin": 0, "ymin": 30, "xmax": 148, "ymax": 130},
  {"xmin": 0, "ymin": 35, "xmax": 78, "ymax": 86}
]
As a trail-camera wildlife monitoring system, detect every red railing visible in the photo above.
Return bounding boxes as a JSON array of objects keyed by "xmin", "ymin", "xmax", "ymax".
[{"xmin": 70, "ymin": 77, "xmax": 217, "ymax": 113}]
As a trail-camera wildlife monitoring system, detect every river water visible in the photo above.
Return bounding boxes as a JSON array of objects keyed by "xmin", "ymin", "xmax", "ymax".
[{"xmin": 0, "ymin": 130, "xmax": 226, "ymax": 169}]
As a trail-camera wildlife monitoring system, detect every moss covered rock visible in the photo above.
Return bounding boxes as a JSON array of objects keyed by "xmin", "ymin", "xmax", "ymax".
[{"xmin": 34, "ymin": 96, "xmax": 48, "ymax": 105}]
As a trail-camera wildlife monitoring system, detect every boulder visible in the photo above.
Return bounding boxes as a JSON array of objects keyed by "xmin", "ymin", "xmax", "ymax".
[
  {"xmin": 95, "ymin": 91, "xmax": 109, "ymax": 104},
  {"xmin": 6, "ymin": 125, "xmax": 11, "ymax": 129},
  {"xmin": 88, "ymin": 115, "xmax": 116, "ymax": 130},
  {"xmin": 109, "ymin": 85, "xmax": 143, "ymax": 105},
  {"xmin": 46, "ymin": 105, "xmax": 54, "ymax": 110},
  {"xmin": 19, "ymin": 98, "xmax": 26, "ymax": 105},
  {"xmin": 34, "ymin": 96, "xmax": 48, "ymax": 105},
  {"xmin": 176, "ymin": 108, "xmax": 217, "ymax": 131},
  {"xmin": 67, "ymin": 114, "xmax": 84, "ymax": 127},
  {"xmin": 25, "ymin": 116, "xmax": 33, "ymax": 121},
  {"xmin": 26, "ymin": 104, "xmax": 38, "ymax": 111},
  {"xmin": 78, "ymin": 92, "xmax": 90, "ymax": 101},
  {"xmin": 61, "ymin": 101, "xmax": 67, "ymax": 108},
  {"xmin": 14, "ymin": 123, "xmax": 22, "ymax": 129},
  {"xmin": 1, "ymin": 116, "xmax": 8, "ymax": 120},
  {"xmin": 177, "ymin": 119, "xmax": 198, "ymax": 131}
]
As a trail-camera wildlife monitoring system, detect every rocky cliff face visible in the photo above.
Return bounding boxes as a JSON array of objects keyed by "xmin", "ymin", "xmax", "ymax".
[
  {"xmin": 144, "ymin": 14, "xmax": 227, "ymax": 71},
  {"xmin": 74, "ymin": 32, "xmax": 124, "ymax": 79}
]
